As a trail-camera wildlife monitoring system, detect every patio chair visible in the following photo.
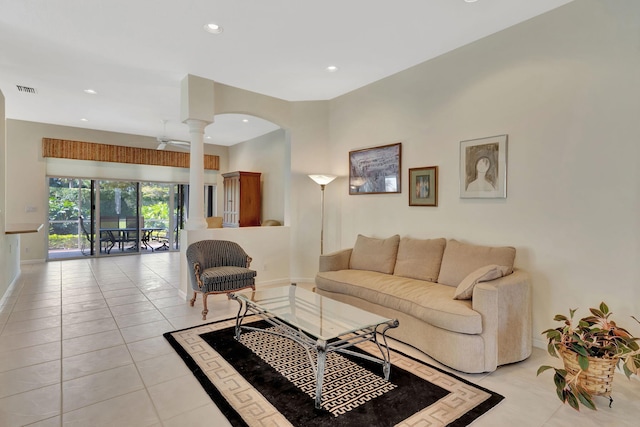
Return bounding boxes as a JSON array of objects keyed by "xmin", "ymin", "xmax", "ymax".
[
  {"xmin": 186, "ymin": 240, "xmax": 256, "ymax": 320},
  {"xmin": 79, "ymin": 216, "xmax": 93, "ymax": 255},
  {"xmin": 150, "ymin": 227, "xmax": 170, "ymax": 251},
  {"xmin": 125, "ymin": 216, "xmax": 144, "ymax": 250},
  {"xmin": 99, "ymin": 216, "xmax": 122, "ymax": 253}
]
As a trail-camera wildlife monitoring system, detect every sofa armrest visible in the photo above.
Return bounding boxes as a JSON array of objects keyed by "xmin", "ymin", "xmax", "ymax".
[
  {"xmin": 472, "ymin": 268, "xmax": 532, "ymax": 371},
  {"xmin": 319, "ymin": 248, "xmax": 353, "ymax": 272}
]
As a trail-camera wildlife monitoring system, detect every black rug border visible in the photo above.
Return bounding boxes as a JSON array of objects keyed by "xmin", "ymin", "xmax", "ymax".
[{"xmin": 163, "ymin": 317, "xmax": 504, "ymax": 427}]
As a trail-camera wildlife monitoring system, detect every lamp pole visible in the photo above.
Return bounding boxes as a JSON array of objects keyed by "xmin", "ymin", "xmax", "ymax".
[
  {"xmin": 308, "ymin": 175, "xmax": 337, "ymax": 255},
  {"xmin": 319, "ymin": 183, "xmax": 326, "ymax": 254}
]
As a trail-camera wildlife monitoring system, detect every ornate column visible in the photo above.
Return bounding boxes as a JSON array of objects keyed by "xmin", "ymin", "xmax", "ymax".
[
  {"xmin": 180, "ymin": 74, "xmax": 215, "ymax": 230},
  {"xmin": 185, "ymin": 119, "xmax": 208, "ymax": 230}
]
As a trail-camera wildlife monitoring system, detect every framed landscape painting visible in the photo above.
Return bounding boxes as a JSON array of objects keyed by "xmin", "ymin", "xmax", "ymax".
[
  {"xmin": 460, "ymin": 135, "xmax": 507, "ymax": 199},
  {"xmin": 409, "ymin": 166, "xmax": 438, "ymax": 206},
  {"xmin": 349, "ymin": 143, "xmax": 401, "ymax": 195}
]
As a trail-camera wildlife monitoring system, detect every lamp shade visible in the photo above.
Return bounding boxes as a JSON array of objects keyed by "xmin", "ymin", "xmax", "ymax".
[{"xmin": 308, "ymin": 174, "xmax": 337, "ymax": 185}]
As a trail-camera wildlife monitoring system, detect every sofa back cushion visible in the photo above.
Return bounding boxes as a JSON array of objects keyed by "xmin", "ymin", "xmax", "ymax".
[
  {"xmin": 437, "ymin": 239, "xmax": 516, "ymax": 287},
  {"xmin": 393, "ymin": 237, "xmax": 446, "ymax": 282},
  {"xmin": 349, "ymin": 234, "xmax": 400, "ymax": 274}
]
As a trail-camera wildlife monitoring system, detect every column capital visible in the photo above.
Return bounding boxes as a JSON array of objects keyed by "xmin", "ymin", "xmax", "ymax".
[{"xmin": 184, "ymin": 118, "xmax": 212, "ymax": 132}]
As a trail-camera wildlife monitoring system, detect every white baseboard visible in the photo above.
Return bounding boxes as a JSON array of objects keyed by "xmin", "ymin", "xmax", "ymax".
[
  {"xmin": 0, "ymin": 271, "xmax": 23, "ymax": 307},
  {"xmin": 288, "ymin": 277, "xmax": 316, "ymax": 286},
  {"xmin": 256, "ymin": 278, "xmax": 291, "ymax": 287},
  {"xmin": 21, "ymin": 259, "xmax": 46, "ymax": 264},
  {"xmin": 532, "ymin": 337, "xmax": 546, "ymax": 350}
]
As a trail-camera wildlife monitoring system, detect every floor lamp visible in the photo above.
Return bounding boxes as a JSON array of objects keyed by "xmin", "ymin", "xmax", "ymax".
[{"xmin": 308, "ymin": 174, "xmax": 337, "ymax": 254}]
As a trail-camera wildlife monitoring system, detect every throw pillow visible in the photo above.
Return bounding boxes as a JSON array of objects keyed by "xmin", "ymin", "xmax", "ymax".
[
  {"xmin": 349, "ymin": 234, "xmax": 400, "ymax": 274},
  {"xmin": 393, "ymin": 237, "xmax": 446, "ymax": 282},
  {"xmin": 438, "ymin": 239, "xmax": 515, "ymax": 287},
  {"xmin": 454, "ymin": 264, "xmax": 512, "ymax": 300}
]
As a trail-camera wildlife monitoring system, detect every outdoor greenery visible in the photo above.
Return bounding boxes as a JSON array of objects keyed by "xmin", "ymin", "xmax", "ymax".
[
  {"xmin": 49, "ymin": 234, "xmax": 87, "ymax": 250},
  {"xmin": 48, "ymin": 179, "xmax": 175, "ymax": 251},
  {"xmin": 141, "ymin": 183, "xmax": 170, "ymax": 229},
  {"xmin": 48, "ymin": 178, "xmax": 91, "ymax": 235}
]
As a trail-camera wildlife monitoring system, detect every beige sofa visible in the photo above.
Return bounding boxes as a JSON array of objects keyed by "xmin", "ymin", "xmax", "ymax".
[{"xmin": 315, "ymin": 235, "xmax": 532, "ymax": 373}]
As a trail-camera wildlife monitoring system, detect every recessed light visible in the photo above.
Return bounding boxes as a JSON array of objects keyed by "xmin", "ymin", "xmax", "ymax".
[
  {"xmin": 84, "ymin": 89, "xmax": 97, "ymax": 95},
  {"xmin": 80, "ymin": 118, "xmax": 88, "ymax": 122},
  {"xmin": 464, "ymin": 0, "xmax": 478, "ymax": 3},
  {"xmin": 242, "ymin": 119, "xmax": 249, "ymax": 123},
  {"xmin": 203, "ymin": 23, "xmax": 223, "ymax": 34},
  {"xmin": 326, "ymin": 65, "xmax": 338, "ymax": 72}
]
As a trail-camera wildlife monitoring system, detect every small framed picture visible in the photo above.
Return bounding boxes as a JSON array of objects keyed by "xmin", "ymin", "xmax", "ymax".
[
  {"xmin": 460, "ymin": 135, "xmax": 508, "ymax": 198},
  {"xmin": 409, "ymin": 166, "xmax": 438, "ymax": 206}
]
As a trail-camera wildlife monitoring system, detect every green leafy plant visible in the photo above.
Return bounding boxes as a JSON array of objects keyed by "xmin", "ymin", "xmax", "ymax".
[{"xmin": 537, "ymin": 302, "xmax": 640, "ymax": 411}]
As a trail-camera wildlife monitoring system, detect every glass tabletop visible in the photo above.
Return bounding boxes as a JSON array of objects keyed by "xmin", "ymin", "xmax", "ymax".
[{"xmin": 233, "ymin": 285, "xmax": 393, "ymax": 341}]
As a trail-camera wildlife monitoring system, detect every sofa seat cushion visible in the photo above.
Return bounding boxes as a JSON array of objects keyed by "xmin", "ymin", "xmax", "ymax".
[
  {"xmin": 199, "ymin": 266, "xmax": 256, "ymax": 293},
  {"xmin": 316, "ymin": 270, "xmax": 482, "ymax": 334}
]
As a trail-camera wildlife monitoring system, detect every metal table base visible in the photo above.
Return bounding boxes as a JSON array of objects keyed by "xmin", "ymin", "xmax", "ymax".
[{"xmin": 231, "ymin": 291, "xmax": 399, "ymax": 409}]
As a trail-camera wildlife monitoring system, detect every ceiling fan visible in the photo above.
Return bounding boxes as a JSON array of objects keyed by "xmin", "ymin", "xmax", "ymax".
[
  {"xmin": 156, "ymin": 119, "xmax": 190, "ymax": 150},
  {"xmin": 156, "ymin": 137, "xmax": 190, "ymax": 150}
]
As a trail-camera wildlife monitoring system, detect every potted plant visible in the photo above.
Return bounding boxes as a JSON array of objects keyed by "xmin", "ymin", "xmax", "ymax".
[{"xmin": 537, "ymin": 302, "xmax": 640, "ymax": 411}]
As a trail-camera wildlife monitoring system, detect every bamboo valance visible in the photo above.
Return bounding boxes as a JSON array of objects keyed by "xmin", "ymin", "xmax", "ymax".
[{"xmin": 42, "ymin": 138, "xmax": 219, "ymax": 170}]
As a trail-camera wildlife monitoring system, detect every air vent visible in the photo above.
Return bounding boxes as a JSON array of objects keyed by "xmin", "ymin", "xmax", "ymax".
[{"xmin": 16, "ymin": 85, "xmax": 37, "ymax": 94}]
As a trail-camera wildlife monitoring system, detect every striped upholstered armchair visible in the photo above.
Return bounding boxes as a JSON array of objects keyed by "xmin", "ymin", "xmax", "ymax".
[{"xmin": 186, "ymin": 240, "xmax": 257, "ymax": 320}]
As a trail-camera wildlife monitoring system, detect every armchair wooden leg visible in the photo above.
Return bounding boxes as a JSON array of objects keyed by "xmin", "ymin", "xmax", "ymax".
[
  {"xmin": 190, "ymin": 292, "xmax": 197, "ymax": 307},
  {"xmin": 201, "ymin": 293, "xmax": 209, "ymax": 320}
]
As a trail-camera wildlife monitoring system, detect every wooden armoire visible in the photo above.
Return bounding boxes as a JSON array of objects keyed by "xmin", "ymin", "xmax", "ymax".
[{"xmin": 222, "ymin": 171, "xmax": 261, "ymax": 227}]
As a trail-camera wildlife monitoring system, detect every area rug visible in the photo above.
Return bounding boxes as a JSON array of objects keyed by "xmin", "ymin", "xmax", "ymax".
[{"xmin": 163, "ymin": 317, "xmax": 503, "ymax": 427}]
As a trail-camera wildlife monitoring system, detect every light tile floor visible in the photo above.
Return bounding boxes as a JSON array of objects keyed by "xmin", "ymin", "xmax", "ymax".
[{"xmin": 0, "ymin": 252, "xmax": 638, "ymax": 426}]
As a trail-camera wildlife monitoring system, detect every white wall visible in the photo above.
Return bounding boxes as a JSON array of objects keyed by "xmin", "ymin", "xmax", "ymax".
[
  {"xmin": 1, "ymin": 89, "xmax": 22, "ymax": 305},
  {"xmin": 228, "ymin": 128, "xmax": 287, "ymax": 224},
  {"xmin": 325, "ymin": 0, "xmax": 640, "ymax": 343},
  {"xmin": 1, "ymin": 90, "xmax": 21, "ymax": 308},
  {"xmin": 288, "ymin": 101, "xmax": 331, "ymax": 278}
]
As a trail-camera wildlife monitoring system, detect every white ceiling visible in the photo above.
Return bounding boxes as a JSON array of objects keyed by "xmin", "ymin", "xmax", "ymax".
[{"xmin": 0, "ymin": 0, "xmax": 573, "ymax": 146}]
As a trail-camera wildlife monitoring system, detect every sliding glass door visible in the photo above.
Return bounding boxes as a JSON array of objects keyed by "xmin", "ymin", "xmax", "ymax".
[
  {"xmin": 97, "ymin": 180, "xmax": 140, "ymax": 255},
  {"xmin": 48, "ymin": 177, "xmax": 193, "ymax": 260},
  {"xmin": 141, "ymin": 182, "xmax": 176, "ymax": 251},
  {"xmin": 48, "ymin": 178, "xmax": 93, "ymax": 259}
]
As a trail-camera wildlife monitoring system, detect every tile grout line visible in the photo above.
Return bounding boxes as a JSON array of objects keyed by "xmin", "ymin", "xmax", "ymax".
[
  {"xmin": 1, "ymin": 253, "xmax": 202, "ymax": 426},
  {"xmin": 90, "ymin": 256, "xmax": 167, "ymax": 425},
  {"xmin": 126, "ymin": 254, "xmax": 205, "ymax": 425},
  {"xmin": 0, "ymin": 263, "xmax": 64, "ymax": 427}
]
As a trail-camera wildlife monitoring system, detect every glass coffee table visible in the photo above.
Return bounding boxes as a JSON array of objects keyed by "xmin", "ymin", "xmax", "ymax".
[{"xmin": 230, "ymin": 284, "xmax": 399, "ymax": 409}]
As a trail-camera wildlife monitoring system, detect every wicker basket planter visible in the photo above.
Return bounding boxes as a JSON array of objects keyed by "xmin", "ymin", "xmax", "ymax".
[
  {"xmin": 538, "ymin": 302, "xmax": 640, "ymax": 411},
  {"xmin": 559, "ymin": 346, "xmax": 617, "ymax": 397}
]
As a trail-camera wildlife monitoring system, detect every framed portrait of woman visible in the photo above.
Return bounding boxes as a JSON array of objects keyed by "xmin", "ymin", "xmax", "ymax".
[{"xmin": 460, "ymin": 135, "xmax": 507, "ymax": 198}]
